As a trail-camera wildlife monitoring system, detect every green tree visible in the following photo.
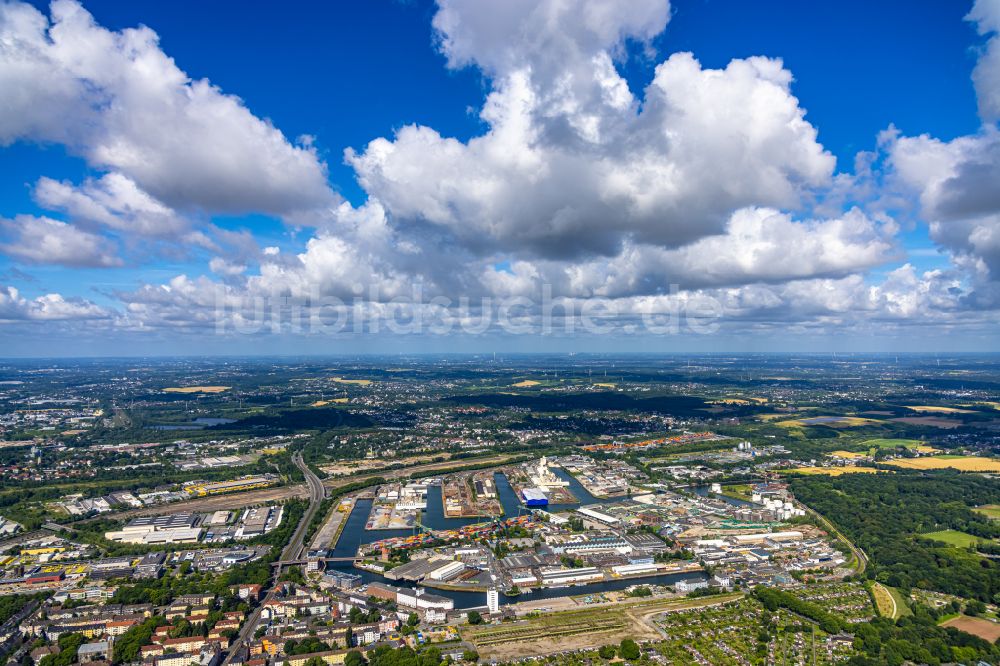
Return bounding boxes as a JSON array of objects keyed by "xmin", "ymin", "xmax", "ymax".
[
  {"xmin": 966, "ymin": 600, "xmax": 987, "ymax": 616},
  {"xmin": 619, "ymin": 639, "xmax": 640, "ymax": 661},
  {"xmin": 113, "ymin": 617, "xmax": 167, "ymax": 664},
  {"xmin": 344, "ymin": 651, "xmax": 366, "ymax": 666},
  {"xmin": 598, "ymin": 645, "xmax": 616, "ymax": 660},
  {"xmin": 467, "ymin": 611, "xmax": 483, "ymax": 625}
]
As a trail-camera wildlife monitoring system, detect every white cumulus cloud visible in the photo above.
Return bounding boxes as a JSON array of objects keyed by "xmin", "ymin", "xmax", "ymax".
[
  {"xmin": 969, "ymin": 0, "xmax": 1000, "ymax": 123},
  {"xmin": 0, "ymin": 285, "xmax": 109, "ymax": 321},
  {"xmin": 0, "ymin": 0, "xmax": 335, "ymax": 216},
  {"xmin": 0, "ymin": 215, "xmax": 121, "ymax": 267}
]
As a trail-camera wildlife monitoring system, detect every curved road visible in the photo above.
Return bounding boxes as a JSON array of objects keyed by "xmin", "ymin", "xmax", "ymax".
[
  {"xmin": 801, "ymin": 503, "xmax": 868, "ymax": 574},
  {"xmin": 287, "ymin": 452, "xmax": 327, "ymax": 563},
  {"xmin": 872, "ymin": 582, "xmax": 898, "ymax": 618}
]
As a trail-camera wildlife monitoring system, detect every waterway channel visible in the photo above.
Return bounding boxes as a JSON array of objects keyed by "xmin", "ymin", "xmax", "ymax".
[{"xmin": 326, "ymin": 469, "xmax": 707, "ymax": 608}]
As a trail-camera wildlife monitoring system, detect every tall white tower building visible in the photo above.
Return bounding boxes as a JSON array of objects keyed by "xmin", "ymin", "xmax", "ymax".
[{"xmin": 487, "ymin": 587, "xmax": 500, "ymax": 614}]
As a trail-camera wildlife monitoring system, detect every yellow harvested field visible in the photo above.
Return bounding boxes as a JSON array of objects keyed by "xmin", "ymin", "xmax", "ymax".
[
  {"xmin": 511, "ymin": 380, "xmax": 541, "ymax": 387},
  {"xmin": 711, "ymin": 397, "xmax": 767, "ymax": 405},
  {"xmin": 915, "ymin": 445, "xmax": 940, "ymax": 454},
  {"xmin": 331, "ymin": 377, "xmax": 371, "ymax": 385},
  {"xmin": 784, "ymin": 466, "xmax": 880, "ymax": 476},
  {"xmin": 830, "ymin": 450, "xmax": 867, "ymax": 459},
  {"xmin": 311, "ymin": 400, "xmax": 330, "ymax": 407},
  {"xmin": 163, "ymin": 386, "xmax": 231, "ymax": 394},
  {"xmin": 871, "ymin": 583, "xmax": 897, "ymax": 618},
  {"xmin": 592, "ymin": 382, "xmax": 616, "ymax": 388},
  {"xmin": 904, "ymin": 405, "xmax": 975, "ymax": 414},
  {"xmin": 884, "ymin": 456, "xmax": 1000, "ymax": 472}
]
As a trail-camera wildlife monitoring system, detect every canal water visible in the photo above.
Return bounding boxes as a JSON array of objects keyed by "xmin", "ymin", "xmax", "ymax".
[
  {"xmin": 327, "ymin": 468, "xmax": 707, "ymax": 608},
  {"xmin": 547, "ymin": 467, "xmax": 601, "ymax": 510},
  {"xmin": 333, "ymin": 468, "xmax": 610, "ymax": 558},
  {"xmin": 325, "ymin": 564, "xmax": 705, "ymax": 609},
  {"xmin": 331, "ymin": 471, "xmax": 529, "ymax": 559}
]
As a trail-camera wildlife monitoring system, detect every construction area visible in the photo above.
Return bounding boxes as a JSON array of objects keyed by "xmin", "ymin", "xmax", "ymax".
[
  {"xmin": 442, "ymin": 471, "xmax": 503, "ymax": 518},
  {"xmin": 460, "ymin": 593, "xmax": 744, "ymax": 660}
]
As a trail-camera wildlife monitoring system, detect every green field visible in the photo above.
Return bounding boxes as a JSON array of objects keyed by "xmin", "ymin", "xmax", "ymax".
[
  {"xmin": 920, "ymin": 529, "xmax": 984, "ymax": 548},
  {"xmin": 863, "ymin": 438, "xmax": 923, "ymax": 449},
  {"xmin": 975, "ymin": 505, "xmax": 1000, "ymax": 520},
  {"xmin": 721, "ymin": 483, "xmax": 753, "ymax": 501}
]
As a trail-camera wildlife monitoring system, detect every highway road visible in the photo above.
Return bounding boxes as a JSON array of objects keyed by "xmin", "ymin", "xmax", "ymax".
[
  {"xmin": 286, "ymin": 452, "xmax": 327, "ymax": 564},
  {"xmin": 220, "ymin": 453, "xmax": 325, "ymax": 666}
]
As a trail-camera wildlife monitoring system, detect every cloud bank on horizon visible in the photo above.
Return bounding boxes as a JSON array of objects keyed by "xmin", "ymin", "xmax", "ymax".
[{"xmin": 0, "ymin": 0, "xmax": 999, "ymax": 349}]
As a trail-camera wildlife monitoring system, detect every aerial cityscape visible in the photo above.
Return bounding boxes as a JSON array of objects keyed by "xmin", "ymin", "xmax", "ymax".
[
  {"xmin": 3, "ymin": 0, "xmax": 1000, "ymax": 664},
  {"xmin": 0, "ymin": 355, "xmax": 998, "ymax": 665}
]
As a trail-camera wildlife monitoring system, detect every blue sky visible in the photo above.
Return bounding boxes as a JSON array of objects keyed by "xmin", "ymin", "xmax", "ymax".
[
  {"xmin": 4, "ymin": 1, "xmax": 983, "ymax": 208},
  {"xmin": 1, "ymin": 0, "xmax": 999, "ymax": 354}
]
